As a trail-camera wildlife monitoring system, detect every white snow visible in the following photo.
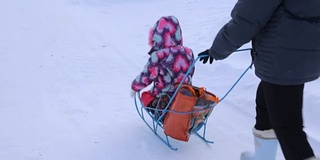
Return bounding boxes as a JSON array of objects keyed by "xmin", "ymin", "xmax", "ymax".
[{"xmin": 0, "ymin": 0, "xmax": 319, "ymax": 159}]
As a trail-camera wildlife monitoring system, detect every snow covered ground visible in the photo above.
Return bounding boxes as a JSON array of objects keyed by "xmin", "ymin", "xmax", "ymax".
[{"xmin": 0, "ymin": 0, "xmax": 319, "ymax": 159}]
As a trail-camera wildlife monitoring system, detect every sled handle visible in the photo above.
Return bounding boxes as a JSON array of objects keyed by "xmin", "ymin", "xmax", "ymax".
[
  {"xmin": 174, "ymin": 48, "xmax": 253, "ymax": 104},
  {"xmin": 196, "ymin": 48, "xmax": 253, "ymax": 102},
  {"xmin": 156, "ymin": 48, "xmax": 252, "ymax": 123}
]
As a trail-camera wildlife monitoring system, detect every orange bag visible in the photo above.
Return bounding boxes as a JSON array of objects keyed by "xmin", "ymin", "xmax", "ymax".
[{"xmin": 163, "ymin": 84, "xmax": 219, "ymax": 142}]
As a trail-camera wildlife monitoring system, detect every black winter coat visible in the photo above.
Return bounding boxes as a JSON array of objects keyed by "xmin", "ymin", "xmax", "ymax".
[{"xmin": 209, "ymin": 0, "xmax": 320, "ymax": 85}]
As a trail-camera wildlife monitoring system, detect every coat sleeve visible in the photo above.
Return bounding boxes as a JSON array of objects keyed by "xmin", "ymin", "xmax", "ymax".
[
  {"xmin": 209, "ymin": 0, "xmax": 283, "ymax": 60},
  {"xmin": 131, "ymin": 52, "xmax": 160, "ymax": 91}
]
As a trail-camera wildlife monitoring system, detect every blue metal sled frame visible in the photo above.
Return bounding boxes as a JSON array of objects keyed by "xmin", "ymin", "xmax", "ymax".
[{"xmin": 134, "ymin": 92, "xmax": 215, "ymax": 150}]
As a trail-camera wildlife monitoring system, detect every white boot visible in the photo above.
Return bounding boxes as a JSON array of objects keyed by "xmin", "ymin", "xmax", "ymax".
[{"xmin": 240, "ymin": 128, "xmax": 278, "ymax": 160}]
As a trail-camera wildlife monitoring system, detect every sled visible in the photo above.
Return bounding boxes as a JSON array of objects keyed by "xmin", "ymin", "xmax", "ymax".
[
  {"xmin": 133, "ymin": 56, "xmax": 219, "ymax": 150},
  {"xmin": 134, "ymin": 49, "xmax": 252, "ymax": 150}
]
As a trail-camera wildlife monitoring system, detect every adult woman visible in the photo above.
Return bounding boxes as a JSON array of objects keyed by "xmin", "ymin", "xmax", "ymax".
[{"xmin": 199, "ymin": 0, "xmax": 320, "ymax": 159}]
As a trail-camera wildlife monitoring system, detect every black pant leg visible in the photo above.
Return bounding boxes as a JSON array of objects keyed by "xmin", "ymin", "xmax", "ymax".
[
  {"xmin": 261, "ymin": 81, "xmax": 314, "ymax": 160},
  {"xmin": 254, "ymin": 81, "xmax": 272, "ymax": 130}
]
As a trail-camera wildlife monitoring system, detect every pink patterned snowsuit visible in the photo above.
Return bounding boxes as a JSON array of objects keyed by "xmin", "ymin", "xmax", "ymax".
[{"xmin": 131, "ymin": 16, "xmax": 195, "ymax": 106}]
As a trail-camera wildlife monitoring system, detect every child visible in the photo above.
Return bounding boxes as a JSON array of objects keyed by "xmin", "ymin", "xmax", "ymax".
[{"xmin": 131, "ymin": 16, "xmax": 195, "ymax": 115}]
